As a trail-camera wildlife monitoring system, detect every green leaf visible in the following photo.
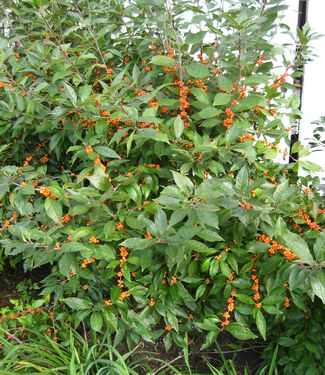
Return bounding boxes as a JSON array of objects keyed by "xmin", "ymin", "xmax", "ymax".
[
  {"xmin": 256, "ymin": 309, "xmax": 266, "ymax": 340},
  {"xmin": 213, "ymin": 93, "xmax": 231, "ymax": 106},
  {"xmin": 262, "ymin": 295, "xmax": 285, "ymax": 305},
  {"xmin": 262, "ymin": 305, "xmax": 282, "ymax": 314},
  {"xmin": 170, "ymin": 208, "xmax": 188, "ymax": 226},
  {"xmin": 310, "ymin": 270, "xmax": 325, "ymax": 303},
  {"xmin": 227, "ymin": 254, "xmax": 238, "ymax": 274},
  {"xmin": 186, "ymin": 240, "xmax": 211, "ymax": 253},
  {"xmin": 218, "ymin": 76, "xmax": 232, "ymax": 92},
  {"xmin": 313, "ymin": 232, "xmax": 325, "ymax": 262},
  {"xmin": 210, "ymin": 260, "xmax": 219, "ymax": 277},
  {"xmin": 34, "ymin": 82, "xmax": 49, "ymax": 92},
  {"xmin": 236, "ymin": 294, "xmax": 254, "ymax": 305},
  {"xmin": 127, "ymin": 130, "xmax": 135, "ymax": 156},
  {"xmin": 273, "ymin": 180, "xmax": 290, "ymax": 202},
  {"xmin": 282, "ymin": 231, "xmax": 313, "ymax": 263},
  {"xmin": 63, "ymin": 83, "xmax": 77, "ymax": 106},
  {"xmin": 200, "ymin": 331, "xmax": 219, "ymax": 350},
  {"xmin": 90, "ymin": 312, "xmax": 103, "ymax": 332},
  {"xmin": 45, "ymin": 197, "xmax": 62, "ymax": 223},
  {"xmin": 173, "ymin": 115, "xmax": 184, "ymax": 138},
  {"xmin": 53, "ymin": 70, "xmax": 70, "ymax": 82},
  {"xmin": 264, "ymin": 148, "xmax": 278, "ymax": 160},
  {"xmin": 125, "ymin": 183, "xmax": 142, "ymax": 205},
  {"xmin": 0, "ymin": 177, "xmax": 9, "ymax": 200},
  {"xmin": 120, "ymin": 238, "xmax": 154, "ymax": 249},
  {"xmin": 93, "ymin": 245, "xmax": 115, "ymax": 260},
  {"xmin": 155, "ymin": 207, "xmax": 168, "ymax": 236},
  {"xmin": 291, "ymin": 141, "xmax": 302, "ymax": 154},
  {"xmin": 94, "ymin": 146, "xmax": 120, "ymax": 159},
  {"xmin": 103, "ymin": 310, "xmax": 118, "ymax": 331},
  {"xmin": 67, "ymin": 145, "xmax": 83, "ymax": 153},
  {"xmin": 197, "ymin": 229, "xmax": 224, "ymax": 242},
  {"xmin": 150, "ymin": 55, "xmax": 176, "ymax": 67},
  {"xmin": 47, "ymin": 186, "xmax": 68, "ymax": 203},
  {"xmin": 78, "ymin": 52, "xmax": 99, "ymax": 59},
  {"xmin": 166, "ymin": 311, "xmax": 179, "ymax": 332},
  {"xmin": 226, "ymin": 122, "xmax": 239, "ymax": 143},
  {"xmin": 171, "ymin": 171, "xmax": 194, "ymax": 192},
  {"xmin": 225, "ymin": 323, "xmax": 257, "ymax": 340},
  {"xmin": 59, "ymin": 253, "xmax": 72, "ymax": 276},
  {"xmin": 87, "ymin": 175, "xmax": 111, "ymax": 191},
  {"xmin": 277, "ymin": 337, "xmax": 295, "ymax": 347},
  {"xmin": 109, "ymin": 128, "xmax": 130, "ymax": 145},
  {"xmin": 299, "ymin": 160, "xmax": 323, "ymax": 172},
  {"xmin": 49, "ymin": 132, "xmax": 63, "ymax": 153},
  {"xmin": 191, "ymin": 88, "xmax": 210, "ymax": 104},
  {"xmin": 59, "ymin": 242, "xmax": 90, "ymax": 253},
  {"xmin": 235, "ymin": 95, "xmax": 266, "ymax": 111},
  {"xmin": 274, "ymin": 217, "xmax": 287, "ymax": 237},
  {"xmin": 186, "ymin": 62, "xmax": 210, "ymax": 79},
  {"xmin": 220, "ymin": 261, "xmax": 232, "ymax": 278},
  {"xmin": 170, "ymin": 227, "xmax": 198, "ymax": 243},
  {"xmin": 132, "ymin": 64, "xmax": 140, "ymax": 82},
  {"xmin": 80, "ymin": 84, "xmax": 92, "ymax": 102},
  {"xmin": 198, "ymin": 107, "xmax": 220, "ymax": 119},
  {"xmin": 195, "ymin": 284, "xmax": 207, "ymax": 300},
  {"xmin": 0, "ymin": 51, "xmax": 4, "ymax": 68},
  {"xmin": 185, "ymin": 31, "xmax": 206, "ymax": 44},
  {"xmin": 73, "ymin": 227, "xmax": 92, "ymax": 240},
  {"xmin": 235, "ymin": 166, "xmax": 248, "ymax": 191},
  {"xmin": 137, "ymin": 128, "xmax": 169, "ymax": 143},
  {"xmin": 63, "ymin": 298, "xmax": 93, "ymax": 310},
  {"xmin": 197, "ymin": 210, "xmax": 219, "ymax": 228}
]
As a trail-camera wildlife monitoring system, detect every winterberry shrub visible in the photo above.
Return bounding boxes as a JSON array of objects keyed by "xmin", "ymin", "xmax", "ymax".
[{"xmin": 0, "ymin": 0, "xmax": 324, "ymax": 356}]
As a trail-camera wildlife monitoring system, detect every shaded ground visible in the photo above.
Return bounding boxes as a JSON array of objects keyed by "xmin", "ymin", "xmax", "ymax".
[
  {"xmin": 0, "ymin": 262, "xmax": 51, "ymax": 308},
  {"xmin": 124, "ymin": 331, "xmax": 266, "ymax": 374},
  {"xmin": 0, "ymin": 263, "xmax": 24, "ymax": 308}
]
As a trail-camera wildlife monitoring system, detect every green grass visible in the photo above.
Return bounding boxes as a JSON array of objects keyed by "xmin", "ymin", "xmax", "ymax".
[{"xmin": 0, "ymin": 328, "xmax": 279, "ymax": 374}]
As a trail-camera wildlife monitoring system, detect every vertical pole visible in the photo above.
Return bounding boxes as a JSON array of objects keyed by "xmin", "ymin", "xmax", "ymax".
[{"xmin": 289, "ymin": 0, "xmax": 308, "ymax": 163}]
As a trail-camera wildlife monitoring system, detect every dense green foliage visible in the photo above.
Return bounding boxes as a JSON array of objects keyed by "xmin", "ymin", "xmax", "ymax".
[{"xmin": 0, "ymin": 0, "xmax": 324, "ymax": 373}]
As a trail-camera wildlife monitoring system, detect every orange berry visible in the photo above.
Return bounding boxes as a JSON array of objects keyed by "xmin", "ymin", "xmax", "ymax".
[
  {"xmin": 144, "ymin": 230, "xmax": 153, "ymax": 239},
  {"xmin": 89, "ymin": 236, "xmax": 100, "ymax": 244},
  {"xmin": 39, "ymin": 186, "xmax": 51, "ymax": 197},
  {"xmin": 116, "ymin": 221, "xmax": 124, "ymax": 231},
  {"xmin": 85, "ymin": 145, "xmax": 93, "ymax": 154},
  {"xmin": 170, "ymin": 275, "xmax": 177, "ymax": 285},
  {"xmin": 284, "ymin": 297, "xmax": 290, "ymax": 309}
]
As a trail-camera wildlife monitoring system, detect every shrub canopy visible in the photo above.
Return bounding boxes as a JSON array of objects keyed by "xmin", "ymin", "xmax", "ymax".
[{"xmin": 0, "ymin": 0, "xmax": 324, "ymax": 362}]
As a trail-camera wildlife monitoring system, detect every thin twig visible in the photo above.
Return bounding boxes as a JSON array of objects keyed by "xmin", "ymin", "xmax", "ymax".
[
  {"xmin": 0, "ymin": 326, "xmax": 24, "ymax": 345},
  {"xmin": 39, "ymin": 9, "xmax": 85, "ymax": 82},
  {"xmin": 151, "ymin": 354, "xmax": 184, "ymax": 375},
  {"xmin": 165, "ymin": 1, "xmax": 183, "ymax": 81},
  {"xmin": 260, "ymin": 0, "xmax": 268, "ymax": 16},
  {"xmin": 199, "ymin": 345, "xmax": 267, "ymax": 355},
  {"xmin": 73, "ymin": 0, "xmax": 107, "ymax": 67}
]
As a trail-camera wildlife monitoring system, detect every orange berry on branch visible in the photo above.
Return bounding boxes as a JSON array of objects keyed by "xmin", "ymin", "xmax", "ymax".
[
  {"xmin": 144, "ymin": 230, "xmax": 153, "ymax": 239},
  {"xmin": 85, "ymin": 145, "xmax": 93, "ymax": 154},
  {"xmin": 89, "ymin": 236, "xmax": 100, "ymax": 244}
]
